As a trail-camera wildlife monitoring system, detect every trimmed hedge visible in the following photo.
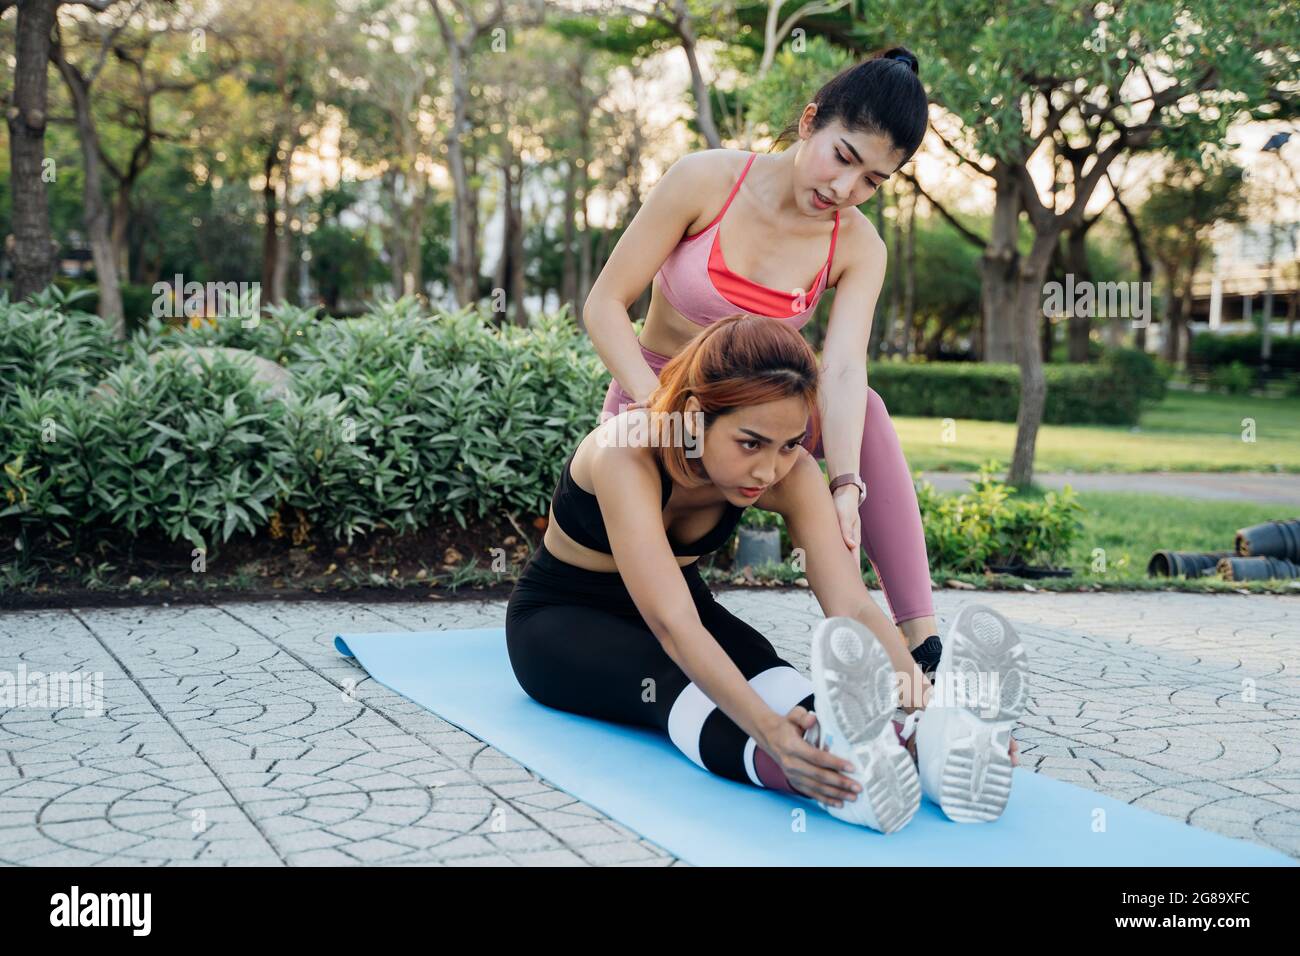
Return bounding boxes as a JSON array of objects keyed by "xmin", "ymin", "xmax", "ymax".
[
  {"xmin": 865, "ymin": 353, "xmax": 1152, "ymax": 425},
  {"xmin": 1189, "ymin": 332, "xmax": 1300, "ymax": 370}
]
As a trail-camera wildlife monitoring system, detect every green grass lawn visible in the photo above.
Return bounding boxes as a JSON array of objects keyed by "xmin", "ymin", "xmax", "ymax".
[
  {"xmin": 893, "ymin": 388, "xmax": 1300, "ymax": 473},
  {"xmin": 1043, "ymin": 490, "xmax": 1286, "ymax": 580},
  {"xmin": 922, "ymin": 489, "xmax": 1299, "ymax": 593},
  {"xmin": 709, "ymin": 488, "xmax": 1300, "ymax": 594}
]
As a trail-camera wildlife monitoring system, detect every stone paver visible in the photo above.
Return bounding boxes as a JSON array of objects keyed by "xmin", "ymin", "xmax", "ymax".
[{"xmin": 2, "ymin": 591, "xmax": 1298, "ymax": 865}]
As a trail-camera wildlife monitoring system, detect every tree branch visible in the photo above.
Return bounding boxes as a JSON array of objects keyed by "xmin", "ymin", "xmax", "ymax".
[
  {"xmin": 86, "ymin": 0, "xmax": 147, "ymax": 86},
  {"xmin": 899, "ymin": 170, "xmax": 987, "ymax": 250},
  {"xmin": 1105, "ymin": 167, "xmax": 1151, "ymax": 277},
  {"xmin": 929, "ymin": 122, "xmax": 996, "ymax": 180}
]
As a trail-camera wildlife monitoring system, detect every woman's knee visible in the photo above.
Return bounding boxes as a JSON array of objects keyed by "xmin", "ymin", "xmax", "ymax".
[{"xmin": 866, "ymin": 385, "xmax": 891, "ymax": 421}]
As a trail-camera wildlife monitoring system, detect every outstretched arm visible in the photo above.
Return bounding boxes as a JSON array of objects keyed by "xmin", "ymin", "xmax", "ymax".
[
  {"xmin": 764, "ymin": 449, "xmax": 929, "ymax": 711},
  {"xmin": 592, "ymin": 438, "xmax": 788, "ymax": 752},
  {"xmin": 583, "ymin": 155, "xmax": 708, "ymax": 405},
  {"xmin": 816, "ymin": 224, "xmax": 887, "ymax": 549}
]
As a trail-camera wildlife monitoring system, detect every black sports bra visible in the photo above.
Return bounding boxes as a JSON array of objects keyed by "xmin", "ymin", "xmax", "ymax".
[{"xmin": 549, "ymin": 447, "xmax": 748, "ymax": 557}]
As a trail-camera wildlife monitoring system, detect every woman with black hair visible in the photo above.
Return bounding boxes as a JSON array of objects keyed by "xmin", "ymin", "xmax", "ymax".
[{"xmin": 584, "ymin": 47, "xmax": 950, "ymax": 687}]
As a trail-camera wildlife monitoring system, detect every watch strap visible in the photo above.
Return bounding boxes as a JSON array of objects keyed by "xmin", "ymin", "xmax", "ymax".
[{"xmin": 828, "ymin": 472, "xmax": 866, "ymax": 503}]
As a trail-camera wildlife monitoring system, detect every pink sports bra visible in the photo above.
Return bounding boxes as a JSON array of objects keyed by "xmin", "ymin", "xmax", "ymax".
[{"xmin": 654, "ymin": 152, "xmax": 840, "ymax": 329}]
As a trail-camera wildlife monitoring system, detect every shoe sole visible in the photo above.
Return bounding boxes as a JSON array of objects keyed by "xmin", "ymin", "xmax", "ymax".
[
  {"xmin": 931, "ymin": 604, "xmax": 1027, "ymax": 823},
  {"xmin": 810, "ymin": 617, "xmax": 921, "ymax": 833}
]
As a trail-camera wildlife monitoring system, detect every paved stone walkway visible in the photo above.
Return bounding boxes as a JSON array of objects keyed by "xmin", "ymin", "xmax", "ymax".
[
  {"xmin": 920, "ymin": 471, "xmax": 1300, "ymax": 507},
  {"xmin": 1, "ymin": 590, "xmax": 1298, "ymax": 866}
]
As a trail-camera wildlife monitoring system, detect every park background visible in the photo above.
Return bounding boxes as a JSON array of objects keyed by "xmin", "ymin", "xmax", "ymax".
[{"xmin": 1, "ymin": 0, "xmax": 1298, "ymax": 604}]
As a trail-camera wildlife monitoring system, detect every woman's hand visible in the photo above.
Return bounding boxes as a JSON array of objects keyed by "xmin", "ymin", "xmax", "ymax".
[
  {"xmin": 762, "ymin": 706, "xmax": 862, "ymax": 807},
  {"xmin": 831, "ymin": 485, "xmax": 862, "ymax": 551},
  {"xmin": 1009, "ymin": 732, "xmax": 1020, "ymax": 767}
]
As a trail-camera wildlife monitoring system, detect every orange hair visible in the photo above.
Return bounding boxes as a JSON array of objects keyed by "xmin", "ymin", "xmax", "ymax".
[{"xmin": 646, "ymin": 314, "xmax": 822, "ymax": 487}]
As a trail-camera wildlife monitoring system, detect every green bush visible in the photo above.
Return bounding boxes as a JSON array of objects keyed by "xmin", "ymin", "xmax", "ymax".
[
  {"xmin": 866, "ymin": 359, "xmax": 1145, "ymax": 425},
  {"xmin": 48, "ymin": 278, "xmax": 165, "ymax": 337},
  {"xmin": 0, "ymin": 387, "xmax": 88, "ymax": 539},
  {"xmin": 133, "ymin": 300, "xmax": 320, "ymax": 365},
  {"xmin": 1100, "ymin": 346, "xmax": 1169, "ymax": 404},
  {"xmin": 0, "ymin": 296, "xmax": 610, "ymax": 550},
  {"xmin": 285, "ymin": 301, "xmax": 607, "ymax": 531},
  {"xmin": 1, "ymin": 350, "xmax": 285, "ymax": 550},
  {"xmin": 914, "ymin": 461, "xmax": 1085, "ymax": 571},
  {"xmin": 0, "ymin": 286, "xmax": 118, "ymax": 412},
  {"xmin": 736, "ymin": 458, "xmax": 1084, "ymax": 574},
  {"xmin": 1209, "ymin": 361, "xmax": 1255, "ymax": 395}
]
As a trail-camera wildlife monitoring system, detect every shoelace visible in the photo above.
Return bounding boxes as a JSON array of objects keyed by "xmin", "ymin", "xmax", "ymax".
[{"xmin": 899, "ymin": 709, "xmax": 923, "ymax": 742}]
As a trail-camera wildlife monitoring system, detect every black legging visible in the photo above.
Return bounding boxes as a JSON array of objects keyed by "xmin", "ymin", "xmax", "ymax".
[{"xmin": 506, "ymin": 541, "xmax": 816, "ymax": 789}]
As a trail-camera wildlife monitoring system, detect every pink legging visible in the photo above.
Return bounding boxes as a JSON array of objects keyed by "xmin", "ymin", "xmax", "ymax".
[{"xmin": 599, "ymin": 341, "xmax": 934, "ymax": 625}]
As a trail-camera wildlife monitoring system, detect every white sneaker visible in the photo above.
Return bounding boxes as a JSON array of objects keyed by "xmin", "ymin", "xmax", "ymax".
[
  {"xmin": 807, "ymin": 616, "xmax": 921, "ymax": 833},
  {"xmin": 915, "ymin": 604, "xmax": 1028, "ymax": 823}
]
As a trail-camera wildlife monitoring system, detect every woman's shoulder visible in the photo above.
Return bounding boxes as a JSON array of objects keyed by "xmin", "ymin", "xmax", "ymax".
[
  {"xmin": 828, "ymin": 205, "xmax": 887, "ymax": 287},
  {"xmin": 839, "ymin": 205, "xmax": 886, "ymax": 256},
  {"xmin": 667, "ymin": 148, "xmax": 752, "ymax": 191},
  {"xmin": 575, "ymin": 412, "xmax": 663, "ymax": 488}
]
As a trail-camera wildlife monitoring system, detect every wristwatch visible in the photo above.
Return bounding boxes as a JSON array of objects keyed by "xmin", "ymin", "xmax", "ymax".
[{"xmin": 828, "ymin": 472, "xmax": 866, "ymax": 506}]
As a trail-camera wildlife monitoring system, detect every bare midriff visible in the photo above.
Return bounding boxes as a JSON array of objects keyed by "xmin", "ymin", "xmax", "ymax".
[{"xmin": 636, "ymin": 280, "xmax": 709, "ymax": 361}]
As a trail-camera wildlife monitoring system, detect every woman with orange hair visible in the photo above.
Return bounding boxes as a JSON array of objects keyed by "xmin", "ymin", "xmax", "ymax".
[{"xmin": 506, "ymin": 315, "xmax": 1023, "ymax": 833}]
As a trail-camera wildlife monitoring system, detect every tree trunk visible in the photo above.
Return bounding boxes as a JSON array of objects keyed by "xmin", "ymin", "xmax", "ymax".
[
  {"xmin": 110, "ymin": 188, "xmax": 131, "ymax": 283},
  {"xmin": 51, "ymin": 40, "xmax": 125, "ymax": 336},
  {"xmin": 271, "ymin": 151, "xmax": 294, "ymax": 305},
  {"xmin": 1041, "ymin": 300, "xmax": 1053, "ymax": 362},
  {"xmin": 672, "ymin": 0, "xmax": 720, "ymax": 149},
  {"xmin": 576, "ymin": 117, "xmax": 593, "ymax": 322},
  {"xmin": 495, "ymin": 138, "xmax": 527, "ymax": 324},
  {"xmin": 443, "ymin": 42, "xmax": 475, "ymax": 305},
  {"xmin": 260, "ymin": 139, "xmax": 280, "ymax": 303},
  {"xmin": 1172, "ymin": 257, "xmax": 1198, "ymax": 368},
  {"xmin": 562, "ymin": 157, "xmax": 577, "ymax": 317},
  {"xmin": 9, "ymin": 0, "xmax": 60, "ymax": 300},
  {"xmin": 867, "ymin": 188, "xmax": 887, "ymax": 359},
  {"xmin": 406, "ymin": 176, "xmax": 426, "ymax": 299},
  {"xmin": 1008, "ymin": 234, "xmax": 1056, "ymax": 487},
  {"xmin": 981, "ymin": 164, "xmax": 1020, "ymax": 363},
  {"xmin": 923, "ymin": 314, "xmax": 954, "ymax": 359},
  {"xmin": 1110, "ymin": 176, "xmax": 1153, "ymax": 351},
  {"xmin": 888, "ymin": 187, "xmax": 903, "ymax": 354},
  {"xmin": 1160, "ymin": 264, "xmax": 1182, "ymax": 365},
  {"xmin": 902, "ymin": 182, "xmax": 916, "ymax": 352},
  {"xmin": 1066, "ymin": 223, "xmax": 1092, "ymax": 362},
  {"xmin": 509, "ymin": 157, "xmax": 526, "ymax": 325},
  {"xmin": 382, "ymin": 169, "xmax": 406, "ymax": 295},
  {"xmin": 466, "ymin": 146, "xmax": 482, "ymax": 302}
]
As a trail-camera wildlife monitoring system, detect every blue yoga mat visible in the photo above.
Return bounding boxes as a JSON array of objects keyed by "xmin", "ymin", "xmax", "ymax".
[{"xmin": 335, "ymin": 627, "xmax": 1296, "ymax": 867}]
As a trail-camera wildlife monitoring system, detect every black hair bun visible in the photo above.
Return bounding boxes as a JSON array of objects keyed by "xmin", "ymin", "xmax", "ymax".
[{"xmin": 883, "ymin": 47, "xmax": 919, "ymax": 75}]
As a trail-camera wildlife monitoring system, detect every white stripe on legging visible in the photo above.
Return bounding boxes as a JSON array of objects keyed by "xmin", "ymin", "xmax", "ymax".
[
  {"xmin": 666, "ymin": 680, "xmax": 714, "ymax": 771},
  {"xmin": 747, "ymin": 667, "xmax": 815, "ymax": 788},
  {"xmin": 749, "ymin": 665, "xmax": 816, "ymax": 716},
  {"xmin": 743, "ymin": 737, "xmax": 762, "ymax": 786},
  {"xmin": 668, "ymin": 666, "xmax": 815, "ymax": 785}
]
